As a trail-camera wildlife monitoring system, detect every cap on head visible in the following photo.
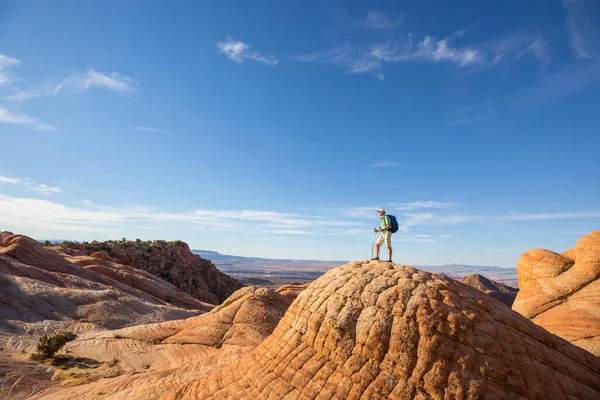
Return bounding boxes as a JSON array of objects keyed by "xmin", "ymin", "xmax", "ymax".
[{"xmin": 377, "ymin": 208, "xmax": 385, "ymax": 213}]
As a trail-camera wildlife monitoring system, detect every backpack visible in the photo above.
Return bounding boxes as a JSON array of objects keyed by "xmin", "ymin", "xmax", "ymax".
[{"xmin": 388, "ymin": 215, "xmax": 399, "ymax": 233}]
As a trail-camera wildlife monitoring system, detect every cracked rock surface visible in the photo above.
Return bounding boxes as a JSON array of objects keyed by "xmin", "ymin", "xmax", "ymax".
[
  {"xmin": 513, "ymin": 230, "xmax": 600, "ymax": 357},
  {"xmin": 165, "ymin": 260, "xmax": 600, "ymax": 399}
]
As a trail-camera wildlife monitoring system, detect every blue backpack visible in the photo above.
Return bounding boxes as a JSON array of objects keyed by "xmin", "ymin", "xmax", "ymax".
[{"xmin": 388, "ymin": 215, "xmax": 399, "ymax": 233}]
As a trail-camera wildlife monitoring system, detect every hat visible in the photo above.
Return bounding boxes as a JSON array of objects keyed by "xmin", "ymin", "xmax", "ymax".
[{"xmin": 377, "ymin": 208, "xmax": 385, "ymax": 212}]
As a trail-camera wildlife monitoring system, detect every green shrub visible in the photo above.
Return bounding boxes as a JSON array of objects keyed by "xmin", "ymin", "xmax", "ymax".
[
  {"xmin": 107, "ymin": 358, "xmax": 119, "ymax": 367},
  {"xmin": 113, "ymin": 333, "xmax": 123, "ymax": 339},
  {"xmin": 32, "ymin": 332, "xmax": 76, "ymax": 360}
]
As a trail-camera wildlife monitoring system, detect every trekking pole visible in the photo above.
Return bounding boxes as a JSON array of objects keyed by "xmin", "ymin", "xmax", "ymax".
[{"xmin": 370, "ymin": 230, "xmax": 375, "ymax": 260}]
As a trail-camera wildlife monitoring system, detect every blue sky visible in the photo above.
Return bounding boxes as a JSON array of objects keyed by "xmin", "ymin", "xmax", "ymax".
[{"xmin": 1, "ymin": 0, "xmax": 599, "ymax": 267}]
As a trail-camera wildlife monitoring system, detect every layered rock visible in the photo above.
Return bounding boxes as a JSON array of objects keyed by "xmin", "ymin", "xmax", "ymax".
[
  {"xmin": 30, "ymin": 287, "xmax": 293, "ymax": 399},
  {"xmin": 0, "ymin": 232, "xmax": 213, "ymax": 351},
  {"xmin": 460, "ymin": 274, "xmax": 518, "ymax": 308},
  {"xmin": 512, "ymin": 230, "xmax": 600, "ymax": 356},
  {"xmin": 165, "ymin": 261, "xmax": 600, "ymax": 399},
  {"xmin": 58, "ymin": 239, "xmax": 242, "ymax": 304},
  {"xmin": 275, "ymin": 283, "xmax": 309, "ymax": 301}
]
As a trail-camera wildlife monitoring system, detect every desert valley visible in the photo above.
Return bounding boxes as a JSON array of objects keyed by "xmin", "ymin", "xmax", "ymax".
[{"xmin": 0, "ymin": 229, "xmax": 598, "ymax": 399}]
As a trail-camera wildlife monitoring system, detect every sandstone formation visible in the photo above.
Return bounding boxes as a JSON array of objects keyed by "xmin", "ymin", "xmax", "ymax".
[
  {"xmin": 460, "ymin": 274, "xmax": 518, "ymax": 308},
  {"xmin": 58, "ymin": 239, "xmax": 242, "ymax": 304},
  {"xmin": 512, "ymin": 230, "xmax": 600, "ymax": 357},
  {"xmin": 0, "ymin": 352, "xmax": 54, "ymax": 400},
  {"xmin": 5, "ymin": 240, "xmax": 600, "ymax": 399},
  {"xmin": 30, "ymin": 287, "xmax": 293, "ymax": 400},
  {"xmin": 163, "ymin": 260, "xmax": 600, "ymax": 399},
  {"xmin": 0, "ymin": 232, "xmax": 213, "ymax": 352},
  {"xmin": 275, "ymin": 283, "xmax": 310, "ymax": 301}
]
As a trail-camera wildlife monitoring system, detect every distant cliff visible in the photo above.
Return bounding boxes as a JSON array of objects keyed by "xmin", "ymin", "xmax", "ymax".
[{"xmin": 58, "ymin": 238, "xmax": 243, "ymax": 305}]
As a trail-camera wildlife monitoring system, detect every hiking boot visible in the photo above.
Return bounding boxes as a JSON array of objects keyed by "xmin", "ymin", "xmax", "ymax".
[
  {"xmin": 385, "ymin": 259, "xmax": 393, "ymax": 263},
  {"xmin": 370, "ymin": 257, "xmax": 379, "ymax": 261}
]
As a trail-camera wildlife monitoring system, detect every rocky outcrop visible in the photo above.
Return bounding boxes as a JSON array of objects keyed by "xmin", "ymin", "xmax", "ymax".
[
  {"xmin": 460, "ymin": 274, "xmax": 518, "ymax": 308},
  {"xmin": 0, "ymin": 232, "xmax": 213, "ymax": 352},
  {"xmin": 164, "ymin": 260, "xmax": 600, "ymax": 399},
  {"xmin": 0, "ymin": 352, "xmax": 55, "ymax": 400},
  {"xmin": 275, "ymin": 283, "xmax": 309, "ymax": 301},
  {"xmin": 30, "ymin": 287, "xmax": 294, "ymax": 400},
  {"xmin": 58, "ymin": 239, "xmax": 242, "ymax": 305},
  {"xmin": 512, "ymin": 230, "xmax": 600, "ymax": 357}
]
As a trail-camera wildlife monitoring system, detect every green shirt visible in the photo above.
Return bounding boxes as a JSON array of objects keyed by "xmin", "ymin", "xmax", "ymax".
[{"xmin": 380, "ymin": 215, "xmax": 391, "ymax": 230}]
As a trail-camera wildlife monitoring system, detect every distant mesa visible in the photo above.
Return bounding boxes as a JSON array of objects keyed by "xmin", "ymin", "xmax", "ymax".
[
  {"xmin": 513, "ymin": 230, "xmax": 600, "ymax": 357},
  {"xmin": 460, "ymin": 273, "xmax": 518, "ymax": 307}
]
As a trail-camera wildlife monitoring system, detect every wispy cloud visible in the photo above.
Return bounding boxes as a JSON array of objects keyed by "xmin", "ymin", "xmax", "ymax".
[
  {"xmin": 370, "ymin": 161, "xmax": 402, "ymax": 167},
  {"xmin": 361, "ymin": 11, "xmax": 403, "ymax": 29},
  {"xmin": 0, "ymin": 107, "xmax": 55, "ymax": 131},
  {"xmin": 563, "ymin": 0, "xmax": 599, "ymax": 59},
  {"xmin": 0, "ymin": 54, "xmax": 20, "ymax": 84},
  {"xmin": 296, "ymin": 33, "xmax": 483, "ymax": 78},
  {"xmin": 0, "ymin": 196, "xmax": 364, "ymax": 236},
  {"xmin": 6, "ymin": 69, "xmax": 135, "ymax": 101},
  {"xmin": 0, "ymin": 175, "xmax": 62, "ymax": 195},
  {"xmin": 296, "ymin": 24, "xmax": 551, "ymax": 80},
  {"xmin": 487, "ymin": 33, "xmax": 549, "ymax": 67},
  {"xmin": 217, "ymin": 38, "xmax": 278, "ymax": 66},
  {"xmin": 393, "ymin": 201, "xmax": 458, "ymax": 210},
  {"xmin": 509, "ymin": 60, "xmax": 600, "ymax": 107},
  {"xmin": 136, "ymin": 126, "xmax": 167, "ymax": 134}
]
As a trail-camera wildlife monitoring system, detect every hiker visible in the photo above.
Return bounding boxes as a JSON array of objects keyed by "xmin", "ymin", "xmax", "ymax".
[{"xmin": 372, "ymin": 208, "xmax": 393, "ymax": 262}]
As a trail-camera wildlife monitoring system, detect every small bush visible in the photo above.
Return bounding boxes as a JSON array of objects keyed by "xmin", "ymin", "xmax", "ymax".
[
  {"xmin": 107, "ymin": 358, "xmax": 119, "ymax": 367},
  {"xmin": 33, "ymin": 332, "xmax": 76, "ymax": 360},
  {"xmin": 113, "ymin": 333, "xmax": 123, "ymax": 339},
  {"xmin": 57, "ymin": 364, "xmax": 68, "ymax": 370},
  {"xmin": 106, "ymin": 358, "xmax": 119, "ymax": 367}
]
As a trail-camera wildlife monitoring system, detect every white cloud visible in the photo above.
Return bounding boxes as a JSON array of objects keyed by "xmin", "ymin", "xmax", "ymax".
[
  {"xmin": 0, "ymin": 175, "xmax": 62, "ymax": 195},
  {"xmin": 6, "ymin": 69, "xmax": 135, "ymax": 101},
  {"xmin": 563, "ymin": 0, "xmax": 598, "ymax": 59},
  {"xmin": 0, "ymin": 196, "xmax": 365, "ymax": 237},
  {"xmin": 488, "ymin": 34, "xmax": 549, "ymax": 67},
  {"xmin": 393, "ymin": 201, "xmax": 458, "ymax": 210},
  {"xmin": 370, "ymin": 161, "xmax": 402, "ymax": 167},
  {"xmin": 297, "ymin": 33, "xmax": 483, "ymax": 78},
  {"xmin": 362, "ymin": 11, "xmax": 403, "ymax": 29},
  {"xmin": 217, "ymin": 38, "xmax": 278, "ymax": 66},
  {"xmin": 0, "ymin": 54, "xmax": 20, "ymax": 84},
  {"xmin": 509, "ymin": 60, "xmax": 600, "ymax": 107},
  {"xmin": 0, "ymin": 107, "xmax": 55, "ymax": 131},
  {"xmin": 136, "ymin": 126, "xmax": 167, "ymax": 134}
]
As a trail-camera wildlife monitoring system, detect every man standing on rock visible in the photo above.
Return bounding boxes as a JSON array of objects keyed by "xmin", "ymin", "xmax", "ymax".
[{"xmin": 372, "ymin": 208, "xmax": 392, "ymax": 262}]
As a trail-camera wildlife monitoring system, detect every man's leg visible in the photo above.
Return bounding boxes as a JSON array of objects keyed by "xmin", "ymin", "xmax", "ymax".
[
  {"xmin": 385, "ymin": 232, "xmax": 392, "ymax": 262},
  {"xmin": 373, "ymin": 234, "xmax": 384, "ymax": 260}
]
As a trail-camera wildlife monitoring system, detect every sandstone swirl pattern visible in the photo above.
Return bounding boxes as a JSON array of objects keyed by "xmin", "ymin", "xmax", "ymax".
[
  {"xmin": 166, "ymin": 260, "xmax": 600, "ymax": 400},
  {"xmin": 512, "ymin": 230, "xmax": 600, "ymax": 357}
]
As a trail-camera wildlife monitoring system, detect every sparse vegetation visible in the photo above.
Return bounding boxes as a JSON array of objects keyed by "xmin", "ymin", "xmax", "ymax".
[
  {"xmin": 107, "ymin": 358, "xmax": 119, "ymax": 367},
  {"xmin": 113, "ymin": 333, "xmax": 123, "ymax": 339},
  {"xmin": 31, "ymin": 331, "xmax": 76, "ymax": 361},
  {"xmin": 59, "ymin": 238, "xmax": 187, "ymax": 252}
]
